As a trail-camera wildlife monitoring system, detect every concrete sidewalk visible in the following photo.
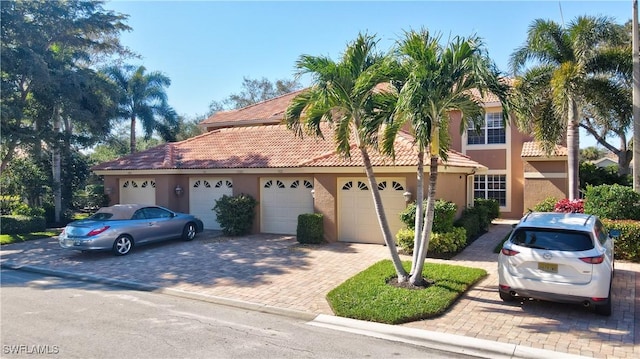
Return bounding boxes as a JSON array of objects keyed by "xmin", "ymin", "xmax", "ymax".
[{"xmin": 1, "ymin": 222, "xmax": 638, "ymax": 358}]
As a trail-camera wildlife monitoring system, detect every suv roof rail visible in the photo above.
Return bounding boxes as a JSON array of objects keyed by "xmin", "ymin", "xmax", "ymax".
[
  {"xmin": 522, "ymin": 211, "xmax": 533, "ymax": 222},
  {"xmin": 583, "ymin": 214, "xmax": 594, "ymax": 226}
]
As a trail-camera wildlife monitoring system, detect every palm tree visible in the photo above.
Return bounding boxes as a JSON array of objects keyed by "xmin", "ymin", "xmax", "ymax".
[
  {"xmin": 510, "ymin": 16, "xmax": 621, "ymax": 200},
  {"xmin": 380, "ymin": 29, "xmax": 509, "ymax": 286},
  {"xmin": 284, "ymin": 33, "xmax": 410, "ymax": 282},
  {"xmin": 103, "ymin": 65, "xmax": 177, "ymax": 153}
]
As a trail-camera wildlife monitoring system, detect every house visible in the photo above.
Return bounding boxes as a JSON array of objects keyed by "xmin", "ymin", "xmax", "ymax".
[{"xmin": 92, "ymin": 90, "xmax": 569, "ymax": 244}]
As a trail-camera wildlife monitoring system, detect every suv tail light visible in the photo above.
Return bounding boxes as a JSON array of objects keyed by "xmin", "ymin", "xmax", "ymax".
[
  {"xmin": 501, "ymin": 248, "xmax": 520, "ymax": 256},
  {"xmin": 579, "ymin": 255, "xmax": 604, "ymax": 264},
  {"xmin": 87, "ymin": 226, "xmax": 110, "ymax": 237}
]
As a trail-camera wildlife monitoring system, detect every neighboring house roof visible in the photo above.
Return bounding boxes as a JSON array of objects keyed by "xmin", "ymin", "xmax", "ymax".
[
  {"xmin": 521, "ymin": 141, "xmax": 568, "ymax": 158},
  {"xmin": 590, "ymin": 157, "xmax": 618, "ymax": 168},
  {"xmin": 92, "ymin": 123, "xmax": 484, "ymax": 171}
]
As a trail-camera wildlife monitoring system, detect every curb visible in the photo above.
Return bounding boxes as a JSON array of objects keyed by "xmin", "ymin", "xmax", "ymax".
[{"xmin": 1, "ymin": 262, "xmax": 590, "ymax": 359}]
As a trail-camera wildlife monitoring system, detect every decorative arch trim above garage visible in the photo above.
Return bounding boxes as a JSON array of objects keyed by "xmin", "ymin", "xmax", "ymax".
[{"xmin": 119, "ymin": 179, "xmax": 156, "ymax": 205}]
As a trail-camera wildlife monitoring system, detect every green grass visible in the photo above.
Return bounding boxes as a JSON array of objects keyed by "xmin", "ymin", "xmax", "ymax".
[
  {"xmin": 0, "ymin": 230, "xmax": 60, "ymax": 245},
  {"xmin": 326, "ymin": 260, "xmax": 487, "ymax": 324},
  {"xmin": 493, "ymin": 230, "xmax": 513, "ymax": 253}
]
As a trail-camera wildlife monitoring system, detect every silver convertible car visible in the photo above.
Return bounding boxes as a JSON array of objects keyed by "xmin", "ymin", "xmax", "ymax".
[{"xmin": 59, "ymin": 204, "xmax": 204, "ymax": 255}]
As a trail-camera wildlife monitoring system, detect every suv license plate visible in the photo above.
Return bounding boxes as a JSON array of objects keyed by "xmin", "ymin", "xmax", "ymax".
[{"xmin": 538, "ymin": 262, "xmax": 558, "ymax": 273}]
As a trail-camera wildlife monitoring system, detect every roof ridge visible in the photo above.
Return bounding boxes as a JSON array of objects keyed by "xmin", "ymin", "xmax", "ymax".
[{"xmin": 214, "ymin": 88, "xmax": 307, "ymax": 116}]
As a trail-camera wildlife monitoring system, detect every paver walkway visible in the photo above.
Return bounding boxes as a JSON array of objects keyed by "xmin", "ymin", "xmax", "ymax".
[{"xmin": 1, "ymin": 222, "xmax": 638, "ymax": 358}]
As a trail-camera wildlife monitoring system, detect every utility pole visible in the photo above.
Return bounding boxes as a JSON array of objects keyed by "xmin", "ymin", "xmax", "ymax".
[{"xmin": 633, "ymin": 0, "xmax": 640, "ymax": 191}]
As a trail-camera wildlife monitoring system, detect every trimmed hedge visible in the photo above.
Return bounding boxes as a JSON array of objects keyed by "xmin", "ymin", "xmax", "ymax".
[
  {"xmin": 603, "ymin": 219, "xmax": 640, "ymax": 262},
  {"xmin": 213, "ymin": 194, "xmax": 258, "ymax": 236},
  {"xmin": 399, "ymin": 199, "xmax": 457, "ymax": 233},
  {"xmin": 297, "ymin": 213, "xmax": 324, "ymax": 244},
  {"xmin": 395, "ymin": 227, "xmax": 467, "ymax": 255},
  {"xmin": 1, "ymin": 215, "xmax": 46, "ymax": 235},
  {"xmin": 584, "ymin": 184, "xmax": 640, "ymax": 220}
]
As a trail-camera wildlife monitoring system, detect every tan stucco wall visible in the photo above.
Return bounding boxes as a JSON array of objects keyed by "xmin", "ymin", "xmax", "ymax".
[
  {"xmin": 523, "ymin": 178, "xmax": 567, "ymax": 214},
  {"xmin": 524, "ymin": 160, "xmax": 567, "ymax": 173}
]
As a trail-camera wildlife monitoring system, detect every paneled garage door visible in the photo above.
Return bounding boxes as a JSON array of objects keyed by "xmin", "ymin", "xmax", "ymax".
[
  {"xmin": 261, "ymin": 178, "xmax": 314, "ymax": 235},
  {"xmin": 189, "ymin": 178, "xmax": 233, "ymax": 230},
  {"xmin": 119, "ymin": 179, "xmax": 156, "ymax": 205},
  {"xmin": 338, "ymin": 178, "xmax": 406, "ymax": 244}
]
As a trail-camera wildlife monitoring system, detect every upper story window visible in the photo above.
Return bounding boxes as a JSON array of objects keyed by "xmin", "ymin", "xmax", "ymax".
[{"xmin": 467, "ymin": 112, "xmax": 505, "ymax": 145}]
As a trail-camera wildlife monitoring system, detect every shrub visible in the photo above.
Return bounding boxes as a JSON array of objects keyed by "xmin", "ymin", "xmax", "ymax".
[
  {"xmin": 0, "ymin": 196, "xmax": 22, "ymax": 215},
  {"xmin": 603, "ymin": 219, "xmax": 640, "ymax": 262},
  {"xmin": 399, "ymin": 199, "xmax": 457, "ymax": 233},
  {"xmin": 11, "ymin": 203, "xmax": 45, "ymax": 217},
  {"xmin": 532, "ymin": 196, "xmax": 557, "ymax": 212},
  {"xmin": 213, "ymin": 194, "xmax": 258, "ymax": 236},
  {"xmin": 474, "ymin": 198, "xmax": 499, "ymax": 221},
  {"xmin": 1, "ymin": 215, "xmax": 46, "ymax": 235},
  {"xmin": 396, "ymin": 228, "xmax": 414, "ymax": 253},
  {"xmin": 584, "ymin": 184, "xmax": 640, "ymax": 220},
  {"xmin": 395, "ymin": 227, "xmax": 467, "ymax": 255},
  {"xmin": 297, "ymin": 213, "xmax": 324, "ymax": 244},
  {"xmin": 454, "ymin": 209, "xmax": 481, "ymax": 239},
  {"xmin": 553, "ymin": 198, "xmax": 584, "ymax": 213}
]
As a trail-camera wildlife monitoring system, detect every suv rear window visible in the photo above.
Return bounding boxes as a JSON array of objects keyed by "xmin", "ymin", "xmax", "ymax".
[{"xmin": 510, "ymin": 228, "xmax": 594, "ymax": 251}]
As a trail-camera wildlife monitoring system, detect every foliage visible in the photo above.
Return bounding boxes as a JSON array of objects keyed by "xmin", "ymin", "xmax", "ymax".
[
  {"xmin": 326, "ymin": 260, "xmax": 487, "ymax": 324},
  {"xmin": 399, "ymin": 199, "xmax": 457, "ymax": 233},
  {"xmin": 396, "ymin": 227, "xmax": 467, "ymax": 255},
  {"xmin": 580, "ymin": 161, "xmax": 631, "ymax": 188},
  {"xmin": 454, "ymin": 208, "xmax": 482, "ymax": 240},
  {"xmin": 296, "ymin": 213, "xmax": 324, "ymax": 244},
  {"xmin": 209, "ymin": 77, "xmax": 302, "ymax": 114},
  {"xmin": 603, "ymin": 219, "xmax": 640, "ymax": 262},
  {"xmin": 72, "ymin": 184, "xmax": 109, "ymax": 210},
  {"xmin": 0, "ymin": 196, "xmax": 21, "ymax": 215},
  {"xmin": 213, "ymin": 194, "xmax": 258, "ymax": 236},
  {"xmin": 0, "ymin": 215, "xmax": 46, "ymax": 235},
  {"xmin": 0, "ymin": 230, "xmax": 60, "ymax": 245},
  {"xmin": 532, "ymin": 196, "xmax": 558, "ymax": 212},
  {"xmin": 11, "ymin": 203, "xmax": 45, "ymax": 217},
  {"xmin": 584, "ymin": 184, "xmax": 640, "ymax": 220},
  {"xmin": 0, "ymin": 157, "xmax": 49, "ymax": 207},
  {"xmin": 474, "ymin": 198, "xmax": 500, "ymax": 221},
  {"xmin": 554, "ymin": 198, "xmax": 585, "ymax": 213}
]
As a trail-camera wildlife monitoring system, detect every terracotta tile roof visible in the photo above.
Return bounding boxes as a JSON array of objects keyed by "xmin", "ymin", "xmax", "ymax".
[
  {"xmin": 92, "ymin": 124, "xmax": 484, "ymax": 171},
  {"xmin": 521, "ymin": 141, "xmax": 568, "ymax": 158},
  {"xmin": 199, "ymin": 90, "xmax": 305, "ymax": 128}
]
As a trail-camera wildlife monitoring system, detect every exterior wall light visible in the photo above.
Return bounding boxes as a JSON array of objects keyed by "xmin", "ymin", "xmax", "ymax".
[
  {"xmin": 311, "ymin": 189, "xmax": 315, "ymax": 199},
  {"xmin": 403, "ymin": 191, "xmax": 412, "ymax": 203},
  {"xmin": 105, "ymin": 186, "xmax": 113, "ymax": 195},
  {"xmin": 174, "ymin": 184, "xmax": 184, "ymax": 196}
]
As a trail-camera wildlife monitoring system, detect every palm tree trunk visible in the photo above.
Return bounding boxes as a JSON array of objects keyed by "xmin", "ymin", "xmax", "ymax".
[
  {"xmin": 130, "ymin": 115, "xmax": 137, "ymax": 154},
  {"xmin": 52, "ymin": 106, "xmax": 62, "ymax": 224},
  {"xmin": 359, "ymin": 146, "xmax": 409, "ymax": 282},
  {"xmin": 567, "ymin": 98, "xmax": 580, "ymax": 200},
  {"xmin": 410, "ymin": 154, "xmax": 438, "ymax": 286},
  {"xmin": 410, "ymin": 149, "xmax": 425, "ymax": 275}
]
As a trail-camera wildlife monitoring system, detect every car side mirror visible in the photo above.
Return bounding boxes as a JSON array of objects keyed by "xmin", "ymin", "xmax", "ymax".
[{"xmin": 609, "ymin": 229, "xmax": 621, "ymax": 238}]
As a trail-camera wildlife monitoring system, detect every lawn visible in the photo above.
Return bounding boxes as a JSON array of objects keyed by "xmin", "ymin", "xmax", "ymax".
[
  {"xmin": 326, "ymin": 260, "xmax": 487, "ymax": 324},
  {"xmin": 0, "ymin": 230, "xmax": 60, "ymax": 245}
]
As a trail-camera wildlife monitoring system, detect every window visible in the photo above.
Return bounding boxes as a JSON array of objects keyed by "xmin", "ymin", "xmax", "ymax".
[
  {"xmin": 467, "ymin": 112, "xmax": 505, "ymax": 145},
  {"xmin": 474, "ymin": 174, "xmax": 506, "ymax": 206}
]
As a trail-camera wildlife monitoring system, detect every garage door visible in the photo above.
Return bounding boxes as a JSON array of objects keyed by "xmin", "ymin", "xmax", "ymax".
[
  {"xmin": 261, "ymin": 178, "xmax": 314, "ymax": 235},
  {"xmin": 119, "ymin": 179, "xmax": 156, "ymax": 205},
  {"xmin": 338, "ymin": 178, "xmax": 406, "ymax": 244},
  {"xmin": 189, "ymin": 178, "xmax": 233, "ymax": 230}
]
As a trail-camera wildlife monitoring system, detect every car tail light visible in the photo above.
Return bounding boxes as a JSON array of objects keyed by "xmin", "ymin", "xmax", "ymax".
[
  {"xmin": 501, "ymin": 248, "xmax": 519, "ymax": 256},
  {"xmin": 590, "ymin": 297, "xmax": 608, "ymax": 302},
  {"xmin": 579, "ymin": 255, "xmax": 604, "ymax": 264},
  {"xmin": 87, "ymin": 226, "xmax": 110, "ymax": 237}
]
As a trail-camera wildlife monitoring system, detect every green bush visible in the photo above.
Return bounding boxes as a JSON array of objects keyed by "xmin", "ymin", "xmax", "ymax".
[
  {"xmin": 0, "ymin": 196, "xmax": 22, "ymax": 215},
  {"xmin": 213, "ymin": 194, "xmax": 258, "ymax": 236},
  {"xmin": 454, "ymin": 209, "xmax": 481, "ymax": 239},
  {"xmin": 399, "ymin": 199, "xmax": 457, "ymax": 233},
  {"xmin": 603, "ymin": 219, "xmax": 640, "ymax": 262},
  {"xmin": 11, "ymin": 203, "xmax": 45, "ymax": 217},
  {"xmin": 429, "ymin": 227, "xmax": 467, "ymax": 254},
  {"xmin": 474, "ymin": 198, "xmax": 499, "ymax": 221},
  {"xmin": 72, "ymin": 184, "xmax": 109, "ymax": 210},
  {"xmin": 584, "ymin": 184, "xmax": 640, "ymax": 220},
  {"xmin": 297, "ymin": 213, "xmax": 324, "ymax": 244},
  {"xmin": 1, "ymin": 215, "xmax": 46, "ymax": 235},
  {"xmin": 396, "ymin": 228, "xmax": 414, "ymax": 253},
  {"xmin": 531, "ymin": 196, "xmax": 558, "ymax": 212}
]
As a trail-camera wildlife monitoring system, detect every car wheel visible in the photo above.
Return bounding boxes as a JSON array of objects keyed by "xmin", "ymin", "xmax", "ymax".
[
  {"xmin": 182, "ymin": 223, "xmax": 197, "ymax": 241},
  {"xmin": 499, "ymin": 290, "xmax": 515, "ymax": 302},
  {"xmin": 113, "ymin": 235, "xmax": 133, "ymax": 256},
  {"xmin": 594, "ymin": 283, "xmax": 612, "ymax": 316}
]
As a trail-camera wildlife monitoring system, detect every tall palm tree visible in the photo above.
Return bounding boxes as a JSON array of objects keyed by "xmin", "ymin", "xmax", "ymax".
[
  {"xmin": 510, "ymin": 16, "xmax": 621, "ymax": 199},
  {"xmin": 284, "ymin": 33, "xmax": 410, "ymax": 282},
  {"xmin": 103, "ymin": 65, "xmax": 177, "ymax": 153},
  {"xmin": 380, "ymin": 29, "xmax": 509, "ymax": 286}
]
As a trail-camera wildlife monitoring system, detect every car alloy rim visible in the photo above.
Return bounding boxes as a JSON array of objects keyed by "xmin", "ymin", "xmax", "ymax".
[
  {"xmin": 117, "ymin": 238, "xmax": 130, "ymax": 253},
  {"xmin": 188, "ymin": 225, "xmax": 195, "ymax": 239}
]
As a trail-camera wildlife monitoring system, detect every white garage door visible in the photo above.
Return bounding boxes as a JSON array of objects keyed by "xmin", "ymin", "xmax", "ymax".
[
  {"xmin": 261, "ymin": 178, "xmax": 314, "ymax": 235},
  {"xmin": 119, "ymin": 179, "xmax": 156, "ymax": 205},
  {"xmin": 338, "ymin": 178, "xmax": 407, "ymax": 244},
  {"xmin": 189, "ymin": 178, "xmax": 233, "ymax": 230}
]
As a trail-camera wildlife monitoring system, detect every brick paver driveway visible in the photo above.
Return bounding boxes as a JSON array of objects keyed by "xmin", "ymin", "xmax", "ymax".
[{"xmin": 1, "ymin": 223, "xmax": 638, "ymax": 358}]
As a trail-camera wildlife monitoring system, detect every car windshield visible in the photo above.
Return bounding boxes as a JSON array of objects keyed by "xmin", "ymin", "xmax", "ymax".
[
  {"xmin": 89, "ymin": 212, "xmax": 114, "ymax": 220},
  {"xmin": 511, "ymin": 228, "xmax": 594, "ymax": 251}
]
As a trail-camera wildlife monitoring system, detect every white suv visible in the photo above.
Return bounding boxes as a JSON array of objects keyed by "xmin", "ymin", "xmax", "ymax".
[{"xmin": 498, "ymin": 212, "xmax": 615, "ymax": 316}]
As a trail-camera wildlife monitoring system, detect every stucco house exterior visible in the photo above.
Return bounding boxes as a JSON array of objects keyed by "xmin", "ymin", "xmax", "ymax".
[{"xmin": 92, "ymin": 89, "xmax": 569, "ymax": 244}]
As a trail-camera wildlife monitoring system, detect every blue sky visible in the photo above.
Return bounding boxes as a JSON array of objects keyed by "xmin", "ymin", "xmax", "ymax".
[{"xmin": 105, "ymin": 0, "xmax": 633, "ymax": 146}]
